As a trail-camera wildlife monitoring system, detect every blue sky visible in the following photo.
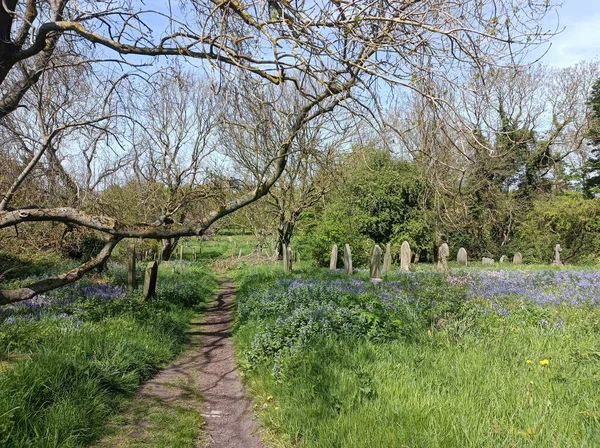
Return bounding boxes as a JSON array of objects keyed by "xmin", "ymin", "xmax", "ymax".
[{"xmin": 540, "ymin": 0, "xmax": 600, "ymax": 66}]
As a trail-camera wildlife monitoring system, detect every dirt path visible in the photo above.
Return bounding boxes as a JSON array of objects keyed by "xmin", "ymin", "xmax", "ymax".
[
  {"xmin": 195, "ymin": 278, "xmax": 263, "ymax": 448},
  {"xmin": 95, "ymin": 278, "xmax": 263, "ymax": 448}
]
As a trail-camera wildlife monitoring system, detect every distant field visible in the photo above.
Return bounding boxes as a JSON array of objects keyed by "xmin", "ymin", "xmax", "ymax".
[{"xmin": 233, "ymin": 263, "xmax": 600, "ymax": 447}]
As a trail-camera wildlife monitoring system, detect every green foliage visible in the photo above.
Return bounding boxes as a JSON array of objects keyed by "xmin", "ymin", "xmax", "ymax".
[
  {"xmin": 233, "ymin": 264, "xmax": 600, "ymax": 447},
  {"xmin": 0, "ymin": 264, "xmax": 216, "ymax": 447},
  {"xmin": 297, "ymin": 149, "xmax": 432, "ymax": 266},
  {"xmin": 585, "ymin": 78, "xmax": 600, "ymax": 195},
  {"xmin": 514, "ymin": 193, "xmax": 600, "ymax": 263}
]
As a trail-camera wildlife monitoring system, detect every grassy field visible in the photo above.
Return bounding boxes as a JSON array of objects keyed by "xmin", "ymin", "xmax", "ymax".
[
  {"xmin": 232, "ymin": 263, "xmax": 600, "ymax": 447},
  {"xmin": 0, "ymin": 259, "xmax": 217, "ymax": 447}
]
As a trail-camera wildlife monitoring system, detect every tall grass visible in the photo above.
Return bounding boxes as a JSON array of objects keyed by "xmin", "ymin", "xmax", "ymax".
[
  {"xmin": 0, "ymin": 263, "xmax": 217, "ymax": 447},
  {"xmin": 233, "ymin": 264, "xmax": 600, "ymax": 447}
]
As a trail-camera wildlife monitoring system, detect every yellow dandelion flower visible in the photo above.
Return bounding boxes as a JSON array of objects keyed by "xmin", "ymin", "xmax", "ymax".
[
  {"xmin": 274, "ymin": 407, "xmax": 280, "ymax": 411},
  {"xmin": 526, "ymin": 359, "xmax": 533, "ymax": 365},
  {"xmin": 539, "ymin": 359, "xmax": 549, "ymax": 366}
]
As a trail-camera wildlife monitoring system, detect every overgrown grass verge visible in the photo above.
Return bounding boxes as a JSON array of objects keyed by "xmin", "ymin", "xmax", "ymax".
[
  {"xmin": 0, "ymin": 262, "xmax": 217, "ymax": 447},
  {"xmin": 232, "ymin": 264, "xmax": 600, "ymax": 447}
]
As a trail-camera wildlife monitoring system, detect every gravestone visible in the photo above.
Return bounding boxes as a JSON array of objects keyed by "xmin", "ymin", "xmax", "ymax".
[
  {"xmin": 414, "ymin": 253, "xmax": 420, "ymax": 263},
  {"xmin": 330, "ymin": 244, "xmax": 338, "ymax": 270},
  {"xmin": 283, "ymin": 245, "xmax": 292, "ymax": 273},
  {"xmin": 437, "ymin": 243, "xmax": 449, "ymax": 272},
  {"xmin": 383, "ymin": 243, "xmax": 392, "ymax": 272},
  {"xmin": 128, "ymin": 244, "xmax": 136, "ymax": 289},
  {"xmin": 370, "ymin": 244, "xmax": 382, "ymax": 281},
  {"xmin": 553, "ymin": 244, "xmax": 563, "ymax": 266},
  {"xmin": 344, "ymin": 244, "xmax": 353, "ymax": 275},
  {"xmin": 179, "ymin": 244, "xmax": 184, "ymax": 261},
  {"xmin": 499, "ymin": 255, "xmax": 506, "ymax": 263},
  {"xmin": 513, "ymin": 252, "xmax": 522, "ymax": 264},
  {"xmin": 143, "ymin": 261, "xmax": 158, "ymax": 300},
  {"xmin": 400, "ymin": 241, "xmax": 411, "ymax": 271},
  {"xmin": 482, "ymin": 257, "xmax": 495, "ymax": 265},
  {"xmin": 457, "ymin": 247, "xmax": 468, "ymax": 266}
]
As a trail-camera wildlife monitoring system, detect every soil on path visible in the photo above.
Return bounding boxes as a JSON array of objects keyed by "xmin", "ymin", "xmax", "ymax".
[
  {"xmin": 195, "ymin": 278, "xmax": 263, "ymax": 448},
  {"xmin": 95, "ymin": 277, "xmax": 263, "ymax": 448}
]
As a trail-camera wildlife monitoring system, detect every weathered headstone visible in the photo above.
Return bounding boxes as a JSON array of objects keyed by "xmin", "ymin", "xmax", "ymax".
[
  {"xmin": 344, "ymin": 244, "xmax": 353, "ymax": 275},
  {"xmin": 457, "ymin": 247, "xmax": 468, "ymax": 266},
  {"xmin": 283, "ymin": 244, "xmax": 291, "ymax": 273},
  {"xmin": 513, "ymin": 252, "xmax": 522, "ymax": 264},
  {"xmin": 482, "ymin": 257, "xmax": 495, "ymax": 265},
  {"xmin": 400, "ymin": 241, "xmax": 411, "ymax": 271},
  {"xmin": 414, "ymin": 253, "xmax": 420, "ymax": 263},
  {"xmin": 370, "ymin": 244, "xmax": 382, "ymax": 281},
  {"xmin": 330, "ymin": 244, "xmax": 338, "ymax": 270},
  {"xmin": 437, "ymin": 243, "xmax": 449, "ymax": 272},
  {"xmin": 553, "ymin": 244, "xmax": 563, "ymax": 266},
  {"xmin": 128, "ymin": 244, "xmax": 136, "ymax": 289},
  {"xmin": 499, "ymin": 255, "xmax": 506, "ymax": 263},
  {"xmin": 383, "ymin": 243, "xmax": 392, "ymax": 272},
  {"xmin": 179, "ymin": 244, "xmax": 184, "ymax": 261},
  {"xmin": 143, "ymin": 261, "xmax": 158, "ymax": 300}
]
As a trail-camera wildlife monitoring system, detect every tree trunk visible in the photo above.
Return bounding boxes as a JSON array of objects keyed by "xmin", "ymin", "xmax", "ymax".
[
  {"xmin": 276, "ymin": 220, "xmax": 295, "ymax": 260},
  {"xmin": 160, "ymin": 237, "xmax": 180, "ymax": 261}
]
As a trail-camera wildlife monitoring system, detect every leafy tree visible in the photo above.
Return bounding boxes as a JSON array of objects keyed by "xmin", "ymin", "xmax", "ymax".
[
  {"xmin": 297, "ymin": 149, "xmax": 432, "ymax": 266},
  {"xmin": 585, "ymin": 78, "xmax": 600, "ymax": 195}
]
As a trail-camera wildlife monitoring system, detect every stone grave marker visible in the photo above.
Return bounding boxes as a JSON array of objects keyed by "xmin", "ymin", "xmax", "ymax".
[
  {"xmin": 128, "ymin": 244, "xmax": 136, "ymax": 289},
  {"xmin": 437, "ymin": 243, "xmax": 449, "ymax": 272},
  {"xmin": 383, "ymin": 243, "xmax": 392, "ymax": 272},
  {"xmin": 330, "ymin": 244, "xmax": 338, "ymax": 270},
  {"xmin": 553, "ymin": 244, "xmax": 563, "ymax": 266},
  {"xmin": 513, "ymin": 252, "xmax": 522, "ymax": 264},
  {"xmin": 370, "ymin": 244, "xmax": 382, "ymax": 281},
  {"xmin": 143, "ymin": 261, "xmax": 158, "ymax": 300},
  {"xmin": 344, "ymin": 244, "xmax": 353, "ymax": 275},
  {"xmin": 457, "ymin": 247, "xmax": 468, "ymax": 266},
  {"xmin": 400, "ymin": 241, "xmax": 411, "ymax": 271}
]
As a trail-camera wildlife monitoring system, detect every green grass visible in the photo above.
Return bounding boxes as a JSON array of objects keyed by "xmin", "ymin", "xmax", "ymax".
[
  {"xmin": 0, "ymin": 262, "xmax": 217, "ymax": 447},
  {"xmin": 232, "ymin": 264, "xmax": 600, "ymax": 447}
]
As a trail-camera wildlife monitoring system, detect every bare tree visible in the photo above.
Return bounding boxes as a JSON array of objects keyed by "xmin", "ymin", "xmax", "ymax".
[{"xmin": 0, "ymin": 0, "xmax": 558, "ymax": 303}]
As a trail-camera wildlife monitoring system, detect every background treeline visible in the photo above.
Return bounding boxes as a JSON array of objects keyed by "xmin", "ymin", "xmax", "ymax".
[
  {"xmin": 3, "ymin": 61, "xmax": 600, "ymax": 269},
  {"xmin": 291, "ymin": 63, "xmax": 600, "ymax": 265}
]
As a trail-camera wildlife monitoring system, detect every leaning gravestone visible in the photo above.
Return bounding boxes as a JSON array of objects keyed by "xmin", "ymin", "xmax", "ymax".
[
  {"xmin": 513, "ymin": 252, "xmax": 522, "ymax": 264},
  {"xmin": 370, "ymin": 244, "xmax": 382, "ymax": 281},
  {"xmin": 330, "ymin": 244, "xmax": 338, "ymax": 270},
  {"xmin": 143, "ymin": 261, "xmax": 158, "ymax": 300},
  {"xmin": 482, "ymin": 257, "xmax": 495, "ymax": 265},
  {"xmin": 400, "ymin": 241, "xmax": 411, "ymax": 271},
  {"xmin": 383, "ymin": 243, "xmax": 392, "ymax": 272},
  {"xmin": 437, "ymin": 243, "xmax": 449, "ymax": 272},
  {"xmin": 457, "ymin": 247, "xmax": 468, "ymax": 266},
  {"xmin": 499, "ymin": 255, "xmax": 506, "ymax": 263},
  {"xmin": 553, "ymin": 244, "xmax": 563, "ymax": 266},
  {"xmin": 344, "ymin": 244, "xmax": 353, "ymax": 275}
]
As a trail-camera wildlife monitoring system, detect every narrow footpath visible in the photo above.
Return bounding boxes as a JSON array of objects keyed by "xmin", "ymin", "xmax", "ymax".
[
  {"xmin": 95, "ymin": 277, "xmax": 263, "ymax": 448},
  {"xmin": 195, "ymin": 278, "xmax": 263, "ymax": 448}
]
